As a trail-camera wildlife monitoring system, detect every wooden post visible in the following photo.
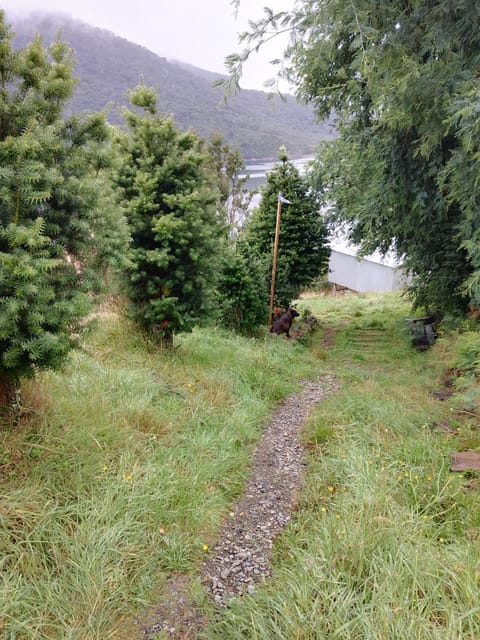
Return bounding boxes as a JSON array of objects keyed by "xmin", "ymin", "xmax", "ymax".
[{"xmin": 269, "ymin": 195, "xmax": 284, "ymax": 326}]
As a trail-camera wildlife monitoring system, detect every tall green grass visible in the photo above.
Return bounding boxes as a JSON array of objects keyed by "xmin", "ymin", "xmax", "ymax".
[
  {"xmin": 0, "ymin": 313, "xmax": 322, "ymax": 639},
  {"xmin": 206, "ymin": 293, "xmax": 480, "ymax": 639},
  {"xmin": 2, "ymin": 293, "xmax": 479, "ymax": 639}
]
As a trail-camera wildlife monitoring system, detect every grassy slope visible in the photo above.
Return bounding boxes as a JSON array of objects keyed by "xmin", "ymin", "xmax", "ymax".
[
  {"xmin": 0, "ymin": 311, "xmax": 323, "ymax": 639},
  {"xmin": 1, "ymin": 293, "xmax": 479, "ymax": 638},
  {"xmin": 207, "ymin": 293, "xmax": 480, "ymax": 639}
]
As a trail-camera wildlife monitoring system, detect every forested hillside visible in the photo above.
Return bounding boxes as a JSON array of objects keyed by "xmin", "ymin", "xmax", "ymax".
[{"xmin": 9, "ymin": 12, "xmax": 335, "ymax": 159}]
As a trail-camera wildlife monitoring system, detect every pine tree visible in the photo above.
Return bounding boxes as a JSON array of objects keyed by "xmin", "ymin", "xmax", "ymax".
[
  {"xmin": 0, "ymin": 13, "xmax": 126, "ymax": 407},
  {"xmin": 240, "ymin": 149, "xmax": 330, "ymax": 308},
  {"xmin": 116, "ymin": 84, "xmax": 223, "ymax": 345},
  {"xmin": 215, "ymin": 248, "xmax": 269, "ymax": 335}
]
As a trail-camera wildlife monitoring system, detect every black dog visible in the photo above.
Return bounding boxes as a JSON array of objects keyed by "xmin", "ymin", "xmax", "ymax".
[{"xmin": 270, "ymin": 307, "xmax": 300, "ymax": 338}]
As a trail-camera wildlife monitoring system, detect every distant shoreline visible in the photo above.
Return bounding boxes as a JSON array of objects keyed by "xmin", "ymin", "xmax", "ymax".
[{"xmin": 241, "ymin": 156, "xmax": 314, "ymax": 189}]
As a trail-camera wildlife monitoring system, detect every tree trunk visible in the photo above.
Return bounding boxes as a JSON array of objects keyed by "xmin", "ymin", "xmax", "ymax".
[
  {"xmin": 151, "ymin": 324, "xmax": 174, "ymax": 349},
  {"xmin": 0, "ymin": 371, "xmax": 20, "ymax": 414},
  {"xmin": 161, "ymin": 331, "xmax": 174, "ymax": 349}
]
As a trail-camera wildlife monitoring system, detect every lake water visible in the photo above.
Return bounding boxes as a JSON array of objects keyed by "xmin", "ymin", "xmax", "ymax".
[{"xmin": 241, "ymin": 156, "xmax": 314, "ymax": 189}]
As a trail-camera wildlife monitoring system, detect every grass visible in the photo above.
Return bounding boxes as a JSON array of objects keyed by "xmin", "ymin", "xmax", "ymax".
[
  {"xmin": 1, "ymin": 292, "xmax": 480, "ymax": 638},
  {"xmin": 204, "ymin": 292, "xmax": 480, "ymax": 639},
  {"xmin": 0, "ymin": 311, "xmax": 323, "ymax": 639}
]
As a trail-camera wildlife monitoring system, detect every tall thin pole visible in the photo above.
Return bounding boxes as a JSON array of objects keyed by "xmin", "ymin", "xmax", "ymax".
[{"xmin": 269, "ymin": 195, "xmax": 283, "ymax": 326}]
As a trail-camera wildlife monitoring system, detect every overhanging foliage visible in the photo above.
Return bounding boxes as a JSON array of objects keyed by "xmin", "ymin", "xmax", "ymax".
[{"xmin": 229, "ymin": 0, "xmax": 480, "ymax": 314}]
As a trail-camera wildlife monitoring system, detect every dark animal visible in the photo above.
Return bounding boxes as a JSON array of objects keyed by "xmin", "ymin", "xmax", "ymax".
[{"xmin": 270, "ymin": 307, "xmax": 300, "ymax": 338}]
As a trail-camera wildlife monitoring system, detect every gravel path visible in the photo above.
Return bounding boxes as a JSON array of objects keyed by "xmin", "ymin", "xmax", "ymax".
[{"xmin": 141, "ymin": 374, "xmax": 337, "ymax": 639}]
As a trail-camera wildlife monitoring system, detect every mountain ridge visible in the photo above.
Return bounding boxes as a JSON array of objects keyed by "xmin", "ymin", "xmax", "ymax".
[{"xmin": 8, "ymin": 11, "xmax": 335, "ymax": 160}]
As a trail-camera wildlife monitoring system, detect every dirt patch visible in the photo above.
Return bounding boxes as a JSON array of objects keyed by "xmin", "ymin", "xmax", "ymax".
[
  {"xmin": 320, "ymin": 325, "xmax": 336, "ymax": 349},
  {"xmin": 139, "ymin": 374, "xmax": 338, "ymax": 639}
]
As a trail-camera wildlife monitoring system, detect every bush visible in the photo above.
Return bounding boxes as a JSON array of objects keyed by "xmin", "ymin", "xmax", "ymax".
[{"xmin": 216, "ymin": 250, "xmax": 268, "ymax": 335}]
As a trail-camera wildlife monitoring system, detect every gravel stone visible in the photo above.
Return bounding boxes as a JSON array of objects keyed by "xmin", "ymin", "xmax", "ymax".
[{"xmin": 140, "ymin": 374, "xmax": 337, "ymax": 638}]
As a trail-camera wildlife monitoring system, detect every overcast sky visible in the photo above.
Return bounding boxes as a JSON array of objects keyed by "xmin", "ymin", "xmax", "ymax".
[{"xmin": 2, "ymin": 0, "xmax": 294, "ymax": 91}]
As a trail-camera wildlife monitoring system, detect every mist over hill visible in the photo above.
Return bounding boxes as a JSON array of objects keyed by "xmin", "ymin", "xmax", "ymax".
[{"xmin": 9, "ymin": 12, "xmax": 336, "ymax": 160}]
